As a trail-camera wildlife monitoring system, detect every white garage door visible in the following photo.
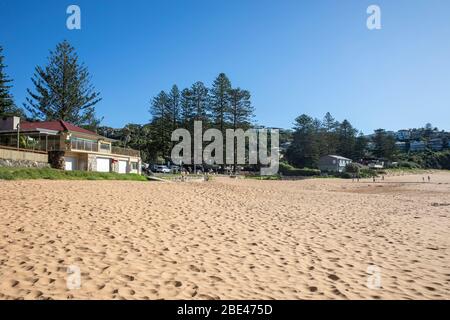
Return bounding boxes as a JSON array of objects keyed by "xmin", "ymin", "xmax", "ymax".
[
  {"xmin": 64, "ymin": 157, "xmax": 76, "ymax": 171},
  {"xmin": 96, "ymin": 158, "xmax": 111, "ymax": 172},
  {"xmin": 118, "ymin": 160, "xmax": 127, "ymax": 174}
]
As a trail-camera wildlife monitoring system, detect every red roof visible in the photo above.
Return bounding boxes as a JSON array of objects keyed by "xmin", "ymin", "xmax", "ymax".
[{"xmin": 20, "ymin": 120, "xmax": 99, "ymax": 136}]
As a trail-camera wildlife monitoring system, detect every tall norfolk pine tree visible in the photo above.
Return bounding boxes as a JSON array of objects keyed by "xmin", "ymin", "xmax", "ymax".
[
  {"xmin": 228, "ymin": 88, "xmax": 253, "ymax": 130},
  {"xmin": 24, "ymin": 40, "xmax": 102, "ymax": 127},
  {"xmin": 228, "ymin": 88, "xmax": 254, "ymax": 172},
  {"xmin": 210, "ymin": 73, "xmax": 232, "ymax": 134},
  {"xmin": 0, "ymin": 46, "xmax": 23, "ymax": 117},
  {"xmin": 190, "ymin": 81, "xmax": 209, "ymax": 122},
  {"xmin": 149, "ymin": 91, "xmax": 171, "ymax": 158}
]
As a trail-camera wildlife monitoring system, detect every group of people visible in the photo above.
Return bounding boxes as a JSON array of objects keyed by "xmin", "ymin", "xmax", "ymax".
[{"xmin": 352, "ymin": 175, "xmax": 432, "ymax": 183}]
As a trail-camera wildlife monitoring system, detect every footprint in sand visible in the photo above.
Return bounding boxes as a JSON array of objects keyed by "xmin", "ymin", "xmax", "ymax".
[
  {"xmin": 122, "ymin": 275, "xmax": 135, "ymax": 281},
  {"xmin": 210, "ymin": 276, "xmax": 223, "ymax": 282},
  {"xmin": 328, "ymin": 274, "xmax": 340, "ymax": 281},
  {"xmin": 189, "ymin": 265, "xmax": 201, "ymax": 272},
  {"xmin": 165, "ymin": 280, "xmax": 183, "ymax": 288},
  {"xmin": 10, "ymin": 280, "xmax": 20, "ymax": 288}
]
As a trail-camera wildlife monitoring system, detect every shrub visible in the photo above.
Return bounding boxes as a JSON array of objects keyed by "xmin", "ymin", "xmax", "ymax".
[
  {"xmin": 345, "ymin": 163, "xmax": 363, "ymax": 174},
  {"xmin": 397, "ymin": 161, "xmax": 421, "ymax": 169},
  {"xmin": 338, "ymin": 172, "xmax": 353, "ymax": 179},
  {"xmin": 280, "ymin": 162, "xmax": 321, "ymax": 176},
  {"xmin": 360, "ymin": 168, "xmax": 378, "ymax": 178}
]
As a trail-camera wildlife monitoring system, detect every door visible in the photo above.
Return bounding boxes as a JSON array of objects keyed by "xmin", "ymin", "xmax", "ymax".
[
  {"xmin": 96, "ymin": 157, "xmax": 111, "ymax": 172},
  {"xmin": 118, "ymin": 160, "xmax": 127, "ymax": 174},
  {"xmin": 64, "ymin": 157, "xmax": 76, "ymax": 171}
]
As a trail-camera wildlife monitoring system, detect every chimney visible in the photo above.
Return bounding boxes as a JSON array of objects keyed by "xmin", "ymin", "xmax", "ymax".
[{"xmin": 0, "ymin": 116, "xmax": 21, "ymax": 131}]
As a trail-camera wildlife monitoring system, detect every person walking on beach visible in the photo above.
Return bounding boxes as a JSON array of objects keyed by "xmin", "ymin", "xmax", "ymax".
[
  {"xmin": 428, "ymin": 176, "xmax": 431, "ymax": 183},
  {"xmin": 422, "ymin": 177, "xmax": 425, "ymax": 183}
]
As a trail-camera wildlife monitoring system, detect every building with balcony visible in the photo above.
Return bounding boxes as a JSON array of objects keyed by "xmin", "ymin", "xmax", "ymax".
[
  {"xmin": 428, "ymin": 138, "xmax": 443, "ymax": 151},
  {"xmin": 318, "ymin": 155, "xmax": 352, "ymax": 173},
  {"xmin": 409, "ymin": 140, "xmax": 426, "ymax": 152},
  {"xmin": 395, "ymin": 130, "xmax": 411, "ymax": 141},
  {"xmin": 0, "ymin": 117, "xmax": 141, "ymax": 174},
  {"xmin": 395, "ymin": 141, "xmax": 407, "ymax": 152}
]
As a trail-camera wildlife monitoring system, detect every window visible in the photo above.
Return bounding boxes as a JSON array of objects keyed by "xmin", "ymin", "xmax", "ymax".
[
  {"xmin": 71, "ymin": 137, "xmax": 97, "ymax": 151},
  {"xmin": 100, "ymin": 142, "xmax": 111, "ymax": 152},
  {"xmin": 131, "ymin": 162, "xmax": 138, "ymax": 170}
]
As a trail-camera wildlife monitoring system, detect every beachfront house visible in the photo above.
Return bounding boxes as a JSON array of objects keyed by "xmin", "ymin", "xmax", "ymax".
[
  {"xmin": 0, "ymin": 116, "xmax": 141, "ymax": 174},
  {"xmin": 395, "ymin": 129, "xmax": 411, "ymax": 141},
  {"xmin": 318, "ymin": 155, "xmax": 352, "ymax": 173},
  {"xmin": 395, "ymin": 141, "xmax": 407, "ymax": 152},
  {"xmin": 428, "ymin": 138, "xmax": 443, "ymax": 151},
  {"xmin": 409, "ymin": 140, "xmax": 426, "ymax": 152},
  {"xmin": 368, "ymin": 160, "xmax": 385, "ymax": 169}
]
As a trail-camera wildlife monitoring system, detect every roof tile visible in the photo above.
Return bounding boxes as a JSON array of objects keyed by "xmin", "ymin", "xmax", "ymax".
[{"xmin": 20, "ymin": 120, "xmax": 98, "ymax": 136}]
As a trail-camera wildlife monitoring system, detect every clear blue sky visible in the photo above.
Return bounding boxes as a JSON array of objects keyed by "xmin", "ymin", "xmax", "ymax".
[{"xmin": 1, "ymin": 0, "xmax": 449, "ymax": 133}]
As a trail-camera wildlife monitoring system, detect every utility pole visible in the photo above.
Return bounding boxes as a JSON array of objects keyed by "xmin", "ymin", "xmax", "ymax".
[{"xmin": 16, "ymin": 122, "xmax": 20, "ymax": 150}]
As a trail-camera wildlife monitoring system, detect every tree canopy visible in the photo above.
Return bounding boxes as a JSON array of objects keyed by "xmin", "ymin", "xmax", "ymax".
[
  {"xmin": 24, "ymin": 40, "xmax": 102, "ymax": 129},
  {"xmin": 0, "ymin": 46, "xmax": 24, "ymax": 118}
]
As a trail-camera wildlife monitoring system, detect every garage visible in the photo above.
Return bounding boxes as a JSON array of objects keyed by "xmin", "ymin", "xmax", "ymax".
[
  {"xmin": 96, "ymin": 157, "xmax": 111, "ymax": 172},
  {"xmin": 64, "ymin": 157, "xmax": 77, "ymax": 171},
  {"xmin": 118, "ymin": 160, "xmax": 127, "ymax": 174}
]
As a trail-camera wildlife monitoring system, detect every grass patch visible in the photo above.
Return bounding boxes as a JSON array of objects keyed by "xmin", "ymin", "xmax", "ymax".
[
  {"xmin": 152, "ymin": 173, "xmax": 182, "ymax": 180},
  {"xmin": 384, "ymin": 168, "xmax": 431, "ymax": 175},
  {"xmin": 245, "ymin": 174, "xmax": 281, "ymax": 180},
  {"xmin": 0, "ymin": 167, "xmax": 148, "ymax": 181}
]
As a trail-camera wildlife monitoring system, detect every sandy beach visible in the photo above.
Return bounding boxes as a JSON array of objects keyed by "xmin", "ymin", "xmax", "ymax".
[{"xmin": 0, "ymin": 172, "xmax": 449, "ymax": 300}]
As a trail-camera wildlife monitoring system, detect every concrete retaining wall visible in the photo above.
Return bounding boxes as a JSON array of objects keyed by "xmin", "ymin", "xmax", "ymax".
[{"xmin": 0, "ymin": 147, "xmax": 49, "ymax": 168}]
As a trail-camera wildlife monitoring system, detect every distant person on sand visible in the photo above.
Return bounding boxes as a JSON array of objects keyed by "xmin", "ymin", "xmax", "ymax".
[
  {"xmin": 373, "ymin": 177, "xmax": 376, "ymax": 183},
  {"xmin": 422, "ymin": 177, "xmax": 425, "ymax": 183},
  {"xmin": 428, "ymin": 176, "xmax": 431, "ymax": 183}
]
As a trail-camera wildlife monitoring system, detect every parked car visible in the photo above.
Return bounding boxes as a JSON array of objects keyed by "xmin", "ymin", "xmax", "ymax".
[{"xmin": 153, "ymin": 165, "xmax": 171, "ymax": 173}]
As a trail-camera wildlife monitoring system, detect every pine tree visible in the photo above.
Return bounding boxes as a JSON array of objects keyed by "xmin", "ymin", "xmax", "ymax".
[
  {"xmin": 167, "ymin": 85, "xmax": 181, "ymax": 131},
  {"xmin": 0, "ymin": 46, "xmax": 23, "ymax": 117},
  {"xmin": 180, "ymin": 88, "xmax": 194, "ymax": 130},
  {"xmin": 353, "ymin": 133, "xmax": 368, "ymax": 160},
  {"xmin": 286, "ymin": 114, "xmax": 321, "ymax": 168},
  {"xmin": 210, "ymin": 73, "xmax": 232, "ymax": 134},
  {"xmin": 336, "ymin": 119, "xmax": 357, "ymax": 159},
  {"xmin": 228, "ymin": 88, "xmax": 254, "ymax": 172},
  {"xmin": 24, "ymin": 40, "xmax": 102, "ymax": 127},
  {"xmin": 228, "ymin": 88, "xmax": 253, "ymax": 130},
  {"xmin": 373, "ymin": 129, "xmax": 396, "ymax": 160},
  {"xmin": 321, "ymin": 112, "xmax": 338, "ymax": 154},
  {"xmin": 149, "ymin": 91, "xmax": 171, "ymax": 158},
  {"xmin": 190, "ymin": 82, "xmax": 209, "ymax": 122}
]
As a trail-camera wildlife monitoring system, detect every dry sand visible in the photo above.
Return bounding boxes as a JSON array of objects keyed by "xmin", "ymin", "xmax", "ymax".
[{"xmin": 0, "ymin": 172, "xmax": 449, "ymax": 300}]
